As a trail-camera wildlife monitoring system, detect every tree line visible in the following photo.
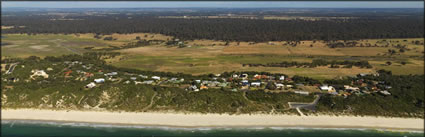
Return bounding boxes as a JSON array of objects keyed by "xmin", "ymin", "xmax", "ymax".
[
  {"xmin": 243, "ymin": 59, "xmax": 373, "ymax": 68},
  {"xmin": 2, "ymin": 13, "xmax": 423, "ymax": 42}
]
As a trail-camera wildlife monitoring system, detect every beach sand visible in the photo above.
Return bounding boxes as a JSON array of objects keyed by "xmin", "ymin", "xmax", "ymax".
[{"xmin": 2, "ymin": 109, "xmax": 423, "ymax": 131}]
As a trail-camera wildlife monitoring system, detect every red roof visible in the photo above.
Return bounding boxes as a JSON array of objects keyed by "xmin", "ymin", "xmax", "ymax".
[{"xmin": 64, "ymin": 70, "xmax": 72, "ymax": 75}]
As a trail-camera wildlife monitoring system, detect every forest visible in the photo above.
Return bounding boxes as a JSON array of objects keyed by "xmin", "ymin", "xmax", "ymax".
[{"xmin": 1, "ymin": 9, "xmax": 424, "ymax": 42}]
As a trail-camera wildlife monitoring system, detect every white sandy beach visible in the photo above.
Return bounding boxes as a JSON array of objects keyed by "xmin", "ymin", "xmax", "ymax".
[{"xmin": 2, "ymin": 109, "xmax": 424, "ymax": 131}]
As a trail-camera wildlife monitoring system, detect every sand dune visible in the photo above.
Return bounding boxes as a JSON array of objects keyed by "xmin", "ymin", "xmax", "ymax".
[{"xmin": 2, "ymin": 109, "xmax": 423, "ymax": 131}]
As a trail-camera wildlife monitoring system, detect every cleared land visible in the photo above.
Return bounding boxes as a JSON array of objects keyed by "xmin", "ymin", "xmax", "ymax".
[
  {"xmin": 114, "ymin": 38, "xmax": 423, "ymax": 79},
  {"xmin": 1, "ymin": 34, "xmax": 423, "ymax": 79}
]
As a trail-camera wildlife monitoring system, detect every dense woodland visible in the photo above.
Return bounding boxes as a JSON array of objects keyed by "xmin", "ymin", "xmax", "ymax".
[{"xmin": 2, "ymin": 8, "xmax": 424, "ymax": 42}]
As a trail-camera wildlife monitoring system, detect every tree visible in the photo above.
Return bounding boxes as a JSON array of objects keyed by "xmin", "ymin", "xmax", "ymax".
[
  {"xmin": 386, "ymin": 61, "xmax": 392, "ymax": 66},
  {"xmin": 266, "ymin": 82, "xmax": 276, "ymax": 90}
]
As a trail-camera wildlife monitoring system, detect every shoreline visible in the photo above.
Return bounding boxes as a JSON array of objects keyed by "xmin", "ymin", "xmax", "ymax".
[{"xmin": 2, "ymin": 109, "xmax": 424, "ymax": 132}]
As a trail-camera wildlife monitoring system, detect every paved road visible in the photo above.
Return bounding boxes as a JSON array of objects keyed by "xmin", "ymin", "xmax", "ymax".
[
  {"xmin": 288, "ymin": 95, "xmax": 321, "ymax": 111},
  {"xmin": 6, "ymin": 63, "xmax": 18, "ymax": 74}
]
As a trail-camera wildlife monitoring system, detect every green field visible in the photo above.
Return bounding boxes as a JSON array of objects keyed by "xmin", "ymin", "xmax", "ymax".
[
  {"xmin": 1, "ymin": 34, "xmax": 110, "ymax": 58},
  {"xmin": 2, "ymin": 34, "xmax": 423, "ymax": 79}
]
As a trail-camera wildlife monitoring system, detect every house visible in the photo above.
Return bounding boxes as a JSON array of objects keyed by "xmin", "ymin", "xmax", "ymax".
[
  {"xmin": 106, "ymin": 72, "xmax": 118, "ymax": 76},
  {"xmin": 152, "ymin": 76, "xmax": 160, "ymax": 80},
  {"xmin": 294, "ymin": 91, "xmax": 309, "ymax": 95},
  {"xmin": 85, "ymin": 72, "xmax": 94, "ymax": 77},
  {"xmin": 30, "ymin": 70, "xmax": 49, "ymax": 79},
  {"xmin": 64, "ymin": 70, "xmax": 72, "ymax": 76},
  {"xmin": 286, "ymin": 85, "xmax": 294, "ymax": 88},
  {"xmin": 142, "ymin": 80, "xmax": 154, "ymax": 84},
  {"xmin": 276, "ymin": 83, "xmax": 284, "ymax": 89},
  {"xmin": 139, "ymin": 75, "xmax": 148, "ymax": 79},
  {"xmin": 195, "ymin": 80, "xmax": 201, "ymax": 83},
  {"xmin": 47, "ymin": 68, "xmax": 53, "ymax": 71},
  {"xmin": 344, "ymin": 85, "xmax": 360, "ymax": 92},
  {"xmin": 285, "ymin": 78, "xmax": 293, "ymax": 82},
  {"xmin": 359, "ymin": 73, "xmax": 368, "ymax": 77},
  {"xmin": 251, "ymin": 82, "xmax": 261, "ymax": 87},
  {"xmin": 130, "ymin": 77, "xmax": 137, "ymax": 81},
  {"xmin": 320, "ymin": 85, "xmax": 336, "ymax": 92},
  {"xmin": 134, "ymin": 81, "xmax": 143, "ymax": 85},
  {"xmin": 200, "ymin": 85, "xmax": 208, "ymax": 90},
  {"xmin": 253, "ymin": 74, "xmax": 268, "ymax": 80},
  {"xmin": 188, "ymin": 85, "xmax": 198, "ymax": 91},
  {"xmin": 241, "ymin": 80, "xmax": 249, "ymax": 86},
  {"xmin": 240, "ymin": 74, "xmax": 248, "ymax": 79},
  {"xmin": 379, "ymin": 90, "xmax": 391, "ymax": 96},
  {"xmin": 215, "ymin": 74, "xmax": 221, "ymax": 77},
  {"xmin": 85, "ymin": 82, "xmax": 96, "ymax": 88},
  {"xmin": 232, "ymin": 74, "xmax": 239, "ymax": 78},
  {"xmin": 94, "ymin": 78, "xmax": 105, "ymax": 83},
  {"xmin": 279, "ymin": 76, "xmax": 285, "ymax": 81},
  {"xmin": 124, "ymin": 80, "xmax": 131, "ymax": 84}
]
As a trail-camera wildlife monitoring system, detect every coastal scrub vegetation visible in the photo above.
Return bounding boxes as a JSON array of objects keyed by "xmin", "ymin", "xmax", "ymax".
[{"xmin": 1, "ymin": 53, "xmax": 423, "ymax": 118}]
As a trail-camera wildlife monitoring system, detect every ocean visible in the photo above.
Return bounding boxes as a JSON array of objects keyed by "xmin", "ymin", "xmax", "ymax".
[{"xmin": 1, "ymin": 120, "xmax": 423, "ymax": 137}]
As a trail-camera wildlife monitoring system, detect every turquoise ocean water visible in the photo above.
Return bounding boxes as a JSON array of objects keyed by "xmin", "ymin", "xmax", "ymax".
[{"xmin": 1, "ymin": 120, "xmax": 424, "ymax": 137}]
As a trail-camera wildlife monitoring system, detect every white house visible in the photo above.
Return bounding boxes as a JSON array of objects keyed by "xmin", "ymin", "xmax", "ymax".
[
  {"xmin": 279, "ymin": 76, "xmax": 285, "ymax": 81},
  {"xmin": 139, "ymin": 75, "xmax": 148, "ymax": 79},
  {"xmin": 106, "ymin": 72, "xmax": 118, "ymax": 76},
  {"xmin": 143, "ymin": 80, "xmax": 154, "ymax": 84},
  {"xmin": 195, "ymin": 80, "xmax": 201, "ymax": 83},
  {"xmin": 94, "ymin": 78, "xmax": 105, "ymax": 83},
  {"xmin": 30, "ymin": 70, "xmax": 49, "ymax": 79},
  {"xmin": 134, "ymin": 81, "xmax": 143, "ymax": 85},
  {"xmin": 152, "ymin": 76, "xmax": 160, "ymax": 80},
  {"xmin": 251, "ymin": 82, "xmax": 261, "ymax": 87},
  {"xmin": 294, "ymin": 90, "xmax": 309, "ymax": 95},
  {"xmin": 379, "ymin": 90, "xmax": 391, "ymax": 95},
  {"xmin": 85, "ymin": 82, "xmax": 96, "ymax": 88},
  {"xmin": 232, "ymin": 74, "xmax": 239, "ymax": 78},
  {"xmin": 344, "ymin": 85, "xmax": 360, "ymax": 91},
  {"xmin": 320, "ymin": 85, "xmax": 336, "ymax": 92},
  {"xmin": 130, "ymin": 77, "xmax": 137, "ymax": 80},
  {"xmin": 276, "ymin": 83, "xmax": 284, "ymax": 89}
]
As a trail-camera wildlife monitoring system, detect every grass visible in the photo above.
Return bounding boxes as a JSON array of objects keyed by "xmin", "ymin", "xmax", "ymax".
[
  {"xmin": 1, "ymin": 34, "xmax": 109, "ymax": 58},
  {"xmin": 2, "ymin": 33, "xmax": 423, "ymax": 79},
  {"xmin": 113, "ymin": 38, "xmax": 423, "ymax": 79}
]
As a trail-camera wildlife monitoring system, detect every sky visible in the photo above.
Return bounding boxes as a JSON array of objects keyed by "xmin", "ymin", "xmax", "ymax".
[{"xmin": 1, "ymin": 1, "xmax": 424, "ymax": 8}]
